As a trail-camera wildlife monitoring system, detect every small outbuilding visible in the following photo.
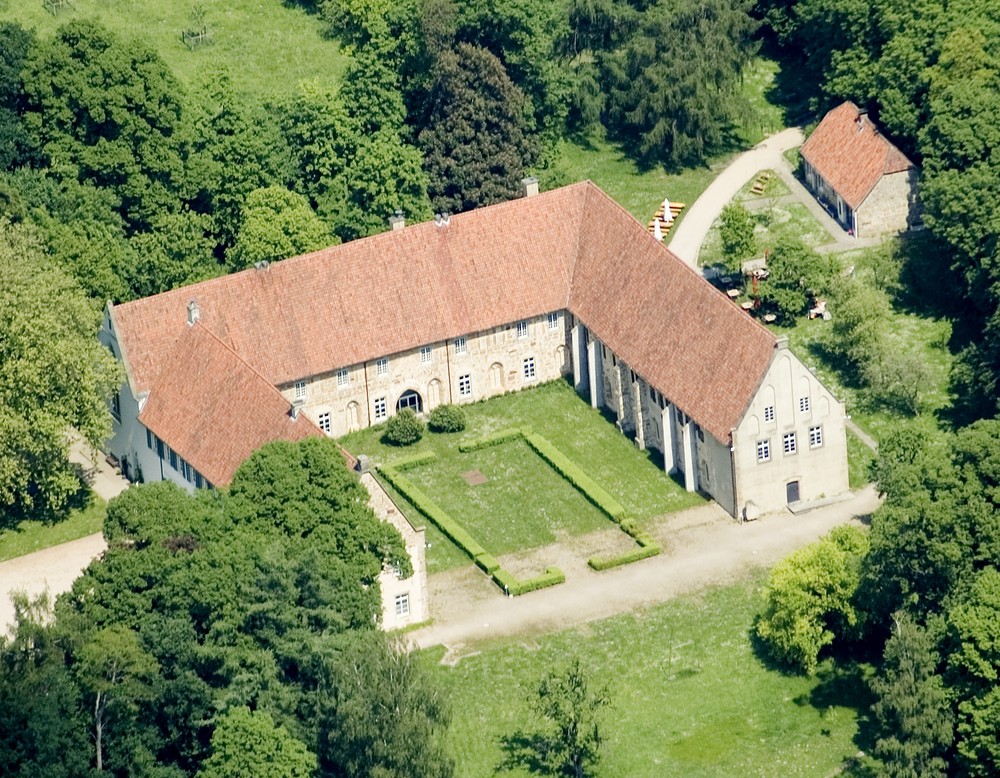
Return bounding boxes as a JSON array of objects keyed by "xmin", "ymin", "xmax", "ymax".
[{"xmin": 800, "ymin": 101, "xmax": 920, "ymax": 238}]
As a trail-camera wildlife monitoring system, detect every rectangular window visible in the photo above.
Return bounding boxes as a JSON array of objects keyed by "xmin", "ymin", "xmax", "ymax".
[
  {"xmin": 420, "ymin": 346, "xmax": 432, "ymax": 364},
  {"xmin": 337, "ymin": 369, "xmax": 349, "ymax": 387},
  {"xmin": 809, "ymin": 425, "xmax": 823, "ymax": 448},
  {"xmin": 756, "ymin": 439, "xmax": 771, "ymax": 462},
  {"xmin": 763, "ymin": 405, "xmax": 775, "ymax": 423},
  {"xmin": 799, "ymin": 396, "xmax": 811, "ymax": 413},
  {"xmin": 630, "ymin": 369, "xmax": 637, "ymax": 384},
  {"xmin": 181, "ymin": 461, "xmax": 192, "ymax": 482},
  {"xmin": 146, "ymin": 428, "xmax": 153, "ymax": 449},
  {"xmin": 523, "ymin": 357, "xmax": 536, "ymax": 381},
  {"xmin": 294, "ymin": 380, "xmax": 307, "ymax": 399},
  {"xmin": 168, "ymin": 448, "xmax": 178, "ymax": 471},
  {"xmin": 155, "ymin": 436, "xmax": 164, "ymax": 460},
  {"xmin": 376, "ymin": 358, "xmax": 388, "ymax": 376},
  {"xmin": 454, "ymin": 337, "xmax": 467, "ymax": 354},
  {"xmin": 395, "ymin": 593, "xmax": 410, "ymax": 617},
  {"xmin": 649, "ymin": 385, "xmax": 656, "ymax": 402},
  {"xmin": 111, "ymin": 392, "xmax": 121, "ymax": 421},
  {"xmin": 318, "ymin": 412, "xmax": 331, "ymax": 433},
  {"xmin": 547, "ymin": 312, "xmax": 559, "ymax": 330},
  {"xmin": 783, "ymin": 432, "xmax": 798, "ymax": 455},
  {"xmin": 516, "ymin": 320, "xmax": 529, "ymax": 339},
  {"xmin": 459, "ymin": 374, "xmax": 472, "ymax": 397},
  {"xmin": 374, "ymin": 397, "xmax": 387, "ymax": 420},
  {"xmin": 195, "ymin": 472, "xmax": 203, "ymax": 489}
]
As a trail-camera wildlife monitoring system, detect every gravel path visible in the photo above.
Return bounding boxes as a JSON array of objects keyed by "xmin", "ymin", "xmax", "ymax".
[{"xmin": 409, "ymin": 485, "xmax": 881, "ymax": 650}]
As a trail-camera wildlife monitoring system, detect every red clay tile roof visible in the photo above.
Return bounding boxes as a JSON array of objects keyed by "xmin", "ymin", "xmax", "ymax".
[
  {"xmin": 800, "ymin": 101, "xmax": 915, "ymax": 211},
  {"xmin": 137, "ymin": 323, "xmax": 322, "ymax": 486},
  {"xmin": 570, "ymin": 186, "xmax": 778, "ymax": 441},
  {"xmin": 115, "ymin": 181, "xmax": 781, "ymax": 478}
]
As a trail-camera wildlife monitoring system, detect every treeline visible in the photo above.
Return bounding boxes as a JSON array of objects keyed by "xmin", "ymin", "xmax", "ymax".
[
  {"xmin": 757, "ymin": 0, "xmax": 1000, "ymax": 425},
  {"xmin": 0, "ymin": 0, "xmax": 760, "ymax": 307},
  {"xmin": 0, "ymin": 438, "xmax": 454, "ymax": 777},
  {"xmin": 756, "ymin": 422, "xmax": 1000, "ymax": 775}
]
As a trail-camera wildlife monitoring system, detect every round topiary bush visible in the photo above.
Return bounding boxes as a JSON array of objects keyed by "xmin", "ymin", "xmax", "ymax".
[
  {"xmin": 428, "ymin": 404, "xmax": 466, "ymax": 433},
  {"xmin": 384, "ymin": 408, "xmax": 424, "ymax": 446}
]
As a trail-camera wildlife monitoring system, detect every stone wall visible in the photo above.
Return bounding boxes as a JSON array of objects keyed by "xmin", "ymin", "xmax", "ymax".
[{"xmin": 856, "ymin": 169, "xmax": 920, "ymax": 238}]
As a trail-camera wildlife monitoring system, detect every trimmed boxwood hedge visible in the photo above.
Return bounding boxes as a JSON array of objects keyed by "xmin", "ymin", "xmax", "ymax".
[
  {"xmin": 428, "ymin": 404, "xmax": 467, "ymax": 433},
  {"xmin": 458, "ymin": 428, "xmax": 527, "ymax": 453},
  {"xmin": 378, "ymin": 467, "xmax": 486, "ymax": 558},
  {"xmin": 523, "ymin": 432, "xmax": 627, "ymax": 521},
  {"xmin": 587, "ymin": 543, "xmax": 661, "ymax": 571},
  {"xmin": 475, "ymin": 553, "xmax": 500, "ymax": 574},
  {"xmin": 492, "ymin": 566, "xmax": 565, "ymax": 596},
  {"xmin": 388, "ymin": 451, "xmax": 438, "ymax": 471}
]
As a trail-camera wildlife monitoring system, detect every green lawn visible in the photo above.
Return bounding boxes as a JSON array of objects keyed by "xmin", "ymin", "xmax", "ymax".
[
  {"xmin": 422, "ymin": 574, "xmax": 869, "ymax": 777},
  {"xmin": 342, "ymin": 381, "xmax": 705, "ymax": 570},
  {"xmin": 406, "ymin": 439, "xmax": 610, "ymax": 556},
  {"xmin": 0, "ymin": 494, "xmax": 106, "ymax": 562},
  {"xmin": 700, "ymin": 200, "xmax": 836, "ymax": 267},
  {"xmin": 846, "ymin": 429, "xmax": 876, "ymax": 490},
  {"xmin": 2, "ymin": 0, "xmax": 347, "ymax": 100}
]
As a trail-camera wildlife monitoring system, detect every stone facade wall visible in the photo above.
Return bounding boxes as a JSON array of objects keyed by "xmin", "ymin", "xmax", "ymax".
[
  {"xmin": 364, "ymin": 473, "xmax": 428, "ymax": 630},
  {"xmin": 856, "ymin": 169, "xmax": 920, "ymax": 238},
  {"xmin": 731, "ymin": 344, "xmax": 849, "ymax": 517},
  {"xmin": 282, "ymin": 312, "xmax": 571, "ymax": 439}
]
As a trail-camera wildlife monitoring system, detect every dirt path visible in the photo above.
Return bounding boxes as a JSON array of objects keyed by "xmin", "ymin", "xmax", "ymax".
[{"xmin": 409, "ymin": 486, "xmax": 881, "ymax": 650}]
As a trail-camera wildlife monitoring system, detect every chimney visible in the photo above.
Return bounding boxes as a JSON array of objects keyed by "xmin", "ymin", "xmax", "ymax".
[
  {"xmin": 389, "ymin": 209, "xmax": 405, "ymax": 231},
  {"xmin": 253, "ymin": 260, "xmax": 270, "ymax": 271},
  {"xmin": 856, "ymin": 108, "xmax": 868, "ymax": 132},
  {"xmin": 522, "ymin": 176, "xmax": 539, "ymax": 198},
  {"xmin": 187, "ymin": 299, "xmax": 200, "ymax": 326},
  {"xmin": 290, "ymin": 398, "xmax": 305, "ymax": 420},
  {"xmin": 435, "ymin": 212, "xmax": 450, "ymax": 228}
]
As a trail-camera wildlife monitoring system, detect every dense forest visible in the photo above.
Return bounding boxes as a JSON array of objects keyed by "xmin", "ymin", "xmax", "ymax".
[{"xmin": 4, "ymin": 0, "xmax": 1000, "ymax": 773}]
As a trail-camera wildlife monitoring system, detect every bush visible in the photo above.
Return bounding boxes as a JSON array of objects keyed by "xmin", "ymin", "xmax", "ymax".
[
  {"xmin": 475, "ymin": 553, "xmax": 500, "ymax": 573},
  {"xmin": 428, "ymin": 404, "xmax": 467, "ymax": 433},
  {"xmin": 384, "ymin": 409, "xmax": 424, "ymax": 446},
  {"xmin": 389, "ymin": 451, "xmax": 437, "ymax": 471},
  {"xmin": 493, "ymin": 566, "xmax": 565, "ymax": 596}
]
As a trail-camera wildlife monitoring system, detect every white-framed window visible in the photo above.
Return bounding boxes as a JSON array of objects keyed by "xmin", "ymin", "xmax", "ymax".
[
  {"xmin": 763, "ymin": 405, "xmax": 775, "ymax": 423},
  {"xmin": 376, "ymin": 358, "xmax": 388, "ymax": 376},
  {"xmin": 799, "ymin": 396, "xmax": 811, "ymax": 413},
  {"xmin": 374, "ymin": 397, "xmax": 387, "ymax": 420},
  {"xmin": 783, "ymin": 432, "xmax": 797, "ymax": 455},
  {"xmin": 395, "ymin": 592, "xmax": 410, "ymax": 617},
  {"xmin": 756, "ymin": 439, "xmax": 770, "ymax": 462},
  {"xmin": 517, "ymin": 320, "xmax": 529, "ymax": 339},
  {"xmin": 111, "ymin": 392, "xmax": 121, "ymax": 422},
  {"xmin": 459, "ymin": 374, "xmax": 472, "ymax": 397},
  {"xmin": 454, "ymin": 337, "xmax": 467, "ymax": 354},
  {"xmin": 318, "ymin": 412, "xmax": 331, "ymax": 433},
  {"xmin": 420, "ymin": 346, "xmax": 432, "ymax": 364},
  {"xmin": 523, "ymin": 357, "xmax": 536, "ymax": 380},
  {"xmin": 547, "ymin": 312, "xmax": 559, "ymax": 329},
  {"xmin": 294, "ymin": 380, "xmax": 307, "ymax": 399},
  {"xmin": 337, "ymin": 369, "xmax": 349, "ymax": 387},
  {"xmin": 809, "ymin": 425, "xmax": 823, "ymax": 448},
  {"xmin": 169, "ymin": 448, "xmax": 178, "ymax": 471}
]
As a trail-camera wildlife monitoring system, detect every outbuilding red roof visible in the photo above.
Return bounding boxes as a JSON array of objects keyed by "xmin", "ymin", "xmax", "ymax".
[
  {"xmin": 800, "ymin": 101, "xmax": 915, "ymax": 211},
  {"xmin": 113, "ymin": 181, "xmax": 779, "ymax": 482}
]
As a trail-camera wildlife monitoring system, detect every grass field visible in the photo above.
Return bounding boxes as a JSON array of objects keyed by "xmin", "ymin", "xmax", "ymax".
[
  {"xmin": 422, "ymin": 574, "xmax": 869, "ymax": 778},
  {"xmin": 699, "ymin": 200, "xmax": 836, "ymax": 267},
  {"xmin": 1, "ymin": 0, "xmax": 347, "ymax": 99},
  {"xmin": 405, "ymin": 439, "xmax": 611, "ymax": 556},
  {"xmin": 0, "ymin": 494, "xmax": 106, "ymax": 562},
  {"xmin": 342, "ymin": 381, "xmax": 705, "ymax": 571}
]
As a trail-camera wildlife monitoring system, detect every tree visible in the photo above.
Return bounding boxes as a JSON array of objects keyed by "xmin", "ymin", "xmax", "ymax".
[
  {"xmin": 719, "ymin": 202, "xmax": 757, "ymax": 267},
  {"xmin": 0, "ymin": 221, "xmax": 123, "ymax": 518},
  {"xmin": 598, "ymin": 0, "xmax": 758, "ymax": 166},
  {"xmin": 75, "ymin": 626, "xmax": 159, "ymax": 771},
  {"xmin": 759, "ymin": 237, "xmax": 837, "ymax": 321},
  {"xmin": 227, "ymin": 186, "xmax": 331, "ymax": 270},
  {"xmin": 0, "ymin": 22, "xmax": 35, "ymax": 170},
  {"xmin": 317, "ymin": 633, "xmax": 453, "ymax": 778},
  {"xmin": 528, "ymin": 657, "xmax": 610, "ymax": 778},
  {"xmin": 198, "ymin": 707, "xmax": 315, "ymax": 778},
  {"xmin": 754, "ymin": 525, "xmax": 869, "ymax": 674},
  {"xmin": 417, "ymin": 43, "xmax": 538, "ymax": 214},
  {"xmin": 869, "ymin": 612, "xmax": 953, "ymax": 778},
  {"xmin": 21, "ymin": 20, "xmax": 189, "ymax": 232}
]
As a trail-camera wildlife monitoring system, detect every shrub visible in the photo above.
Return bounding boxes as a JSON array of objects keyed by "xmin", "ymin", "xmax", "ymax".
[
  {"xmin": 524, "ymin": 433, "xmax": 626, "ymax": 521},
  {"xmin": 475, "ymin": 553, "xmax": 500, "ymax": 573},
  {"xmin": 389, "ymin": 451, "xmax": 437, "ymax": 471},
  {"xmin": 428, "ymin": 404, "xmax": 466, "ymax": 433},
  {"xmin": 384, "ymin": 409, "xmax": 424, "ymax": 446},
  {"xmin": 493, "ymin": 566, "xmax": 565, "ymax": 596}
]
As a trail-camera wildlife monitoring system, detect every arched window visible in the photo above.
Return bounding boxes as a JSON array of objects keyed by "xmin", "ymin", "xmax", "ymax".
[{"xmin": 396, "ymin": 390, "xmax": 423, "ymax": 413}]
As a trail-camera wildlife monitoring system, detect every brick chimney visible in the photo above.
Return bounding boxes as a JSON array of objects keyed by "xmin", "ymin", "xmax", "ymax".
[{"xmin": 389, "ymin": 210, "xmax": 405, "ymax": 231}]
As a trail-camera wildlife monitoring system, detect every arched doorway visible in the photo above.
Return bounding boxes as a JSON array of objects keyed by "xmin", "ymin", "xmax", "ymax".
[
  {"xmin": 489, "ymin": 362, "xmax": 504, "ymax": 391},
  {"xmin": 427, "ymin": 379, "xmax": 441, "ymax": 410},
  {"xmin": 396, "ymin": 389, "xmax": 423, "ymax": 414}
]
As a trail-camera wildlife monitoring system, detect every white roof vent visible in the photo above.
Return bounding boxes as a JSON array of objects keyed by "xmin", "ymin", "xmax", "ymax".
[{"xmin": 187, "ymin": 299, "xmax": 200, "ymax": 326}]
